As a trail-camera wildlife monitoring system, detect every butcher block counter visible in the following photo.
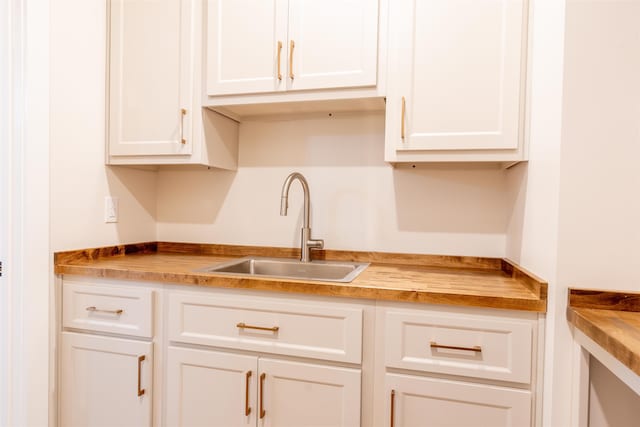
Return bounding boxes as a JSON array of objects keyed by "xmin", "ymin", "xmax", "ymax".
[
  {"xmin": 54, "ymin": 242, "xmax": 547, "ymax": 312},
  {"xmin": 569, "ymin": 289, "xmax": 640, "ymax": 376}
]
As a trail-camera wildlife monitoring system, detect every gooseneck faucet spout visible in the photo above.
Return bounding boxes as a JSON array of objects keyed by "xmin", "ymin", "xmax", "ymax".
[{"xmin": 280, "ymin": 172, "xmax": 324, "ymax": 262}]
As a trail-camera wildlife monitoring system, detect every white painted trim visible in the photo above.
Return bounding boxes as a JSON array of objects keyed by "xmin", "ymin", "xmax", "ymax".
[
  {"xmin": 0, "ymin": 0, "xmax": 10, "ymax": 422},
  {"xmin": 570, "ymin": 338, "xmax": 590, "ymax": 427},
  {"xmin": 0, "ymin": 0, "xmax": 50, "ymax": 425},
  {"xmin": 574, "ymin": 329, "xmax": 640, "ymax": 396}
]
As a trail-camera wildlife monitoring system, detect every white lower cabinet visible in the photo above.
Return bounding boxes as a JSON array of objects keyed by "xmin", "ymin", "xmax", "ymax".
[
  {"xmin": 386, "ymin": 373, "xmax": 531, "ymax": 427},
  {"xmin": 165, "ymin": 347, "xmax": 361, "ymax": 427},
  {"xmin": 58, "ymin": 277, "xmax": 542, "ymax": 427},
  {"xmin": 376, "ymin": 303, "xmax": 539, "ymax": 427},
  {"xmin": 60, "ymin": 332, "xmax": 153, "ymax": 427}
]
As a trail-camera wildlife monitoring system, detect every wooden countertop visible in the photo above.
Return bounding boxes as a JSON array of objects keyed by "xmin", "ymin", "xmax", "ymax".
[
  {"xmin": 54, "ymin": 242, "xmax": 547, "ymax": 312},
  {"xmin": 568, "ymin": 289, "xmax": 640, "ymax": 375}
]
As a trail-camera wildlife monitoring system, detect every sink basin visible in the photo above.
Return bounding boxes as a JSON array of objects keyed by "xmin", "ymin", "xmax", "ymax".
[{"xmin": 197, "ymin": 257, "xmax": 369, "ymax": 283}]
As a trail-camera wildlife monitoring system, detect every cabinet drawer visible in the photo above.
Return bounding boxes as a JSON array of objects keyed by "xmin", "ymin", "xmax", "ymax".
[
  {"xmin": 62, "ymin": 281, "xmax": 153, "ymax": 338},
  {"xmin": 168, "ymin": 291, "xmax": 363, "ymax": 363},
  {"xmin": 385, "ymin": 309, "xmax": 533, "ymax": 383}
]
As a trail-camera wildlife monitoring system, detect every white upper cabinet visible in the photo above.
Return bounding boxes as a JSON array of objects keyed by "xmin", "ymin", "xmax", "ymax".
[
  {"xmin": 385, "ymin": 0, "xmax": 529, "ymax": 163},
  {"xmin": 109, "ymin": 0, "xmax": 193, "ymax": 157},
  {"xmin": 107, "ymin": 0, "xmax": 239, "ymax": 169},
  {"xmin": 205, "ymin": 0, "xmax": 380, "ymax": 103}
]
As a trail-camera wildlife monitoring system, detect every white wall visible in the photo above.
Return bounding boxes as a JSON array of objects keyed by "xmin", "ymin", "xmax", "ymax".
[
  {"xmin": 157, "ymin": 112, "xmax": 510, "ymax": 257},
  {"xmin": 589, "ymin": 358, "xmax": 640, "ymax": 427},
  {"xmin": 557, "ymin": 0, "xmax": 640, "ymax": 424},
  {"xmin": 505, "ymin": 0, "xmax": 566, "ymax": 425},
  {"xmin": 50, "ymin": 0, "xmax": 157, "ymax": 252}
]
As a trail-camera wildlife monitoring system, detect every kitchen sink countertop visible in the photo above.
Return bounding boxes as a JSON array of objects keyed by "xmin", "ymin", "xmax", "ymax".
[{"xmin": 54, "ymin": 242, "xmax": 547, "ymax": 312}]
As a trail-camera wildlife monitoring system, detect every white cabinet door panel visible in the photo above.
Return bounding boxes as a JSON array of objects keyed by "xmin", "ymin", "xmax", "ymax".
[
  {"xmin": 287, "ymin": 0, "xmax": 378, "ymax": 91},
  {"xmin": 260, "ymin": 358, "xmax": 361, "ymax": 427},
  {"xmin": 401, "ymin": 0, "xmax": 525, "ymax": 151},
  {"xmin": 60, "ymin": 332, "xmax": 152, "ymax": 427},
  {"xmin": 386, "ymin": 373, "xmax": 531, "ymax": 427},
  {"xmin": 165, "ymin": 346, "xmax": 257, "ymax": 427},
  {"xmin": 206, "ymin": 0, "xmax": 288, "ymax": 95},
  {"xmin": 109, "ymin": 0, "xmax": 193, "ymax": 156}
]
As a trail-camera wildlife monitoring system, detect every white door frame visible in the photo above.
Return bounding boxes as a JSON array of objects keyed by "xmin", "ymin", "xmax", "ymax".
[
  {"xmin": 0, "ymin": 0, "xmax": 12, "ymax": 423},
  {"xmin": 0, "ymin": 0, "xmax": 50, "ymax": 425}
]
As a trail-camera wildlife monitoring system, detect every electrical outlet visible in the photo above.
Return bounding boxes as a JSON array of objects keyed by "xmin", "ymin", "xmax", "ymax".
[{"xmin": 104, "ymin": 196, "xmax": 119, "ymax": 223}]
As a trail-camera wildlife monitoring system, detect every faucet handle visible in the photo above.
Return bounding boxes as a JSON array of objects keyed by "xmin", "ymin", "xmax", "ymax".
[{"xmin": 307, "ymin": 239, "xmax": 324, "ymax": 250}]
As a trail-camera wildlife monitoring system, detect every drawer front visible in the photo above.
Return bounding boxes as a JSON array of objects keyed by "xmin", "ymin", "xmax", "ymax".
[
  {"xmin": 385, "ymin": 309, "xmax": 533, "ymax": 383},
  {"xmin": 168, "ymin": 292, "xmax": 363, "ymax": 363},
  {"xmin": 62, "ymin": 281, "xmax": 153, "ymax": 338}
]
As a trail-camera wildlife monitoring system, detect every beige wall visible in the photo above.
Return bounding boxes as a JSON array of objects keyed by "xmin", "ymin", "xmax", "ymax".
[
  {"xmin": 589, "ymin": 358, "xmax": 640, "ymax": 427},
  {"xmin": 157, "ymin": 112, "xmax": 511, "ymax": 257},
  {"xmin": 558, "ymin": 0, "xmax": 640, "ymax": 424},
  {"xmin": 50, "ymin": 0, "xmax": 157, "ymax": 252}
]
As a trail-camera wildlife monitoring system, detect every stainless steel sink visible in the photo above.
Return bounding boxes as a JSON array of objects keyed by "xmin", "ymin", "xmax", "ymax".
[{"xmin": 197, "ymin": 257, "xmax": 369, "ymax": 283}]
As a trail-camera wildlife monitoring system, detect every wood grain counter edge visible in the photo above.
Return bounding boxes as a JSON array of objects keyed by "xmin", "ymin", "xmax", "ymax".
[
  {"xmin": 568, "ymin": 288, "xmax": 640, "ymax": 376},
  {"xmin": 54, "ymin": 242, "xmax": 548, "ymax": 313}
]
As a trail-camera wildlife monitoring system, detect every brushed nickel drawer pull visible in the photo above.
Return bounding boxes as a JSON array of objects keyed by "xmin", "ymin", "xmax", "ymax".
[
  {"xmin": 430, "ymin": 341, "xmax": 482, "ymax": 353},
  {"xmin": 259, "ymin": 372, "xmax": 266, "ymax": 419},
  {"xmin": 390, "ymin": 389, "xmax": 395, "ymax": 427},
  {"xmin": 245, "ymin": 371, "xmax": 252, "ymax": 416},
  {"xmin": 137, "ymin": 355, "xmax": 146, "ymax": 397},
  {"xmin": 237, "ymin": 322, "xmax": 279, "ymax": 332},
  {"xmin": 86, "ymin": 306, "xmax": 123, "ymax": 315},
  {"xmin": 277, "ymin": 41, "xmax": 283, "ymax": 80}
]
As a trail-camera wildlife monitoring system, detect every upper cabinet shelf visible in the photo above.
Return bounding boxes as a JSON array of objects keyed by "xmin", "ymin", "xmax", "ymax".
[
  {"xmin": 384, "ymin": 0, "xmax": 530, "ymax": 164},
  {"xmin": 203, "ymin": 0, "xmax": 386, "ymax": 116}
]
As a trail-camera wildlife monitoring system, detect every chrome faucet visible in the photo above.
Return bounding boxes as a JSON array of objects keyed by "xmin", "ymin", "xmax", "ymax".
[{"xmin": 280, "ymin": 172, "xmax": 324, "ymax": 262}]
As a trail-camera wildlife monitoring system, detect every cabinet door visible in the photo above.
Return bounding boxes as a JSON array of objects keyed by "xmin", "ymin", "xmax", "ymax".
[
  {"xmin": 259, "ymin": 358, "xmax": 361, "ymax": 427},
  {"xmin": 206, "ymin": 0, "xmax": 288, "ymax": 95},
  {"xmin": 60, "ymin": 332, "xmax": 152, "ymax": 427},
  {"xmin": 287, "ymin": 0, "xmax": 378, "ymax": 91},
  {"xmin": 165, "ymin": 346, "xmax": 257, "ymax": 427},
  {"xmin": 388, "ymin": 0, "xmax": 526, "ymax": 153},
  {"xmin": 108, "ymin": 0, "xmax": 193, "ymax": 157},
  {"xmin": 386, "ymin": 373, "xmax": 531, "ymax": 427}
]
